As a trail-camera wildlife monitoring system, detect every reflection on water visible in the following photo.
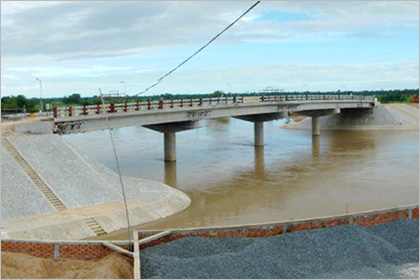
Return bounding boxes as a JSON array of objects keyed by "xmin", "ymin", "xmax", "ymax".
[
  {"xmin": 164, "ymin": 161, "xmax": 177, "ymax": 188},
  {"xmin": 312, "ymin": 136, "xmax": 320, "ymax": 158},
  {"xmin": 254, "ymin": 146, "xmax": 265, "ymax": 177},
  {"xmin": 63, "ymin": 118, "xmax": 419, "ymax": 240}
]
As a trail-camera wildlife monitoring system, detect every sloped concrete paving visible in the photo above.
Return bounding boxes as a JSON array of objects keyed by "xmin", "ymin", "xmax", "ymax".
[
  {"xmin": 1, "ymin": 134, "xmax": 190, "ymax": 240},
  {"xmin": 1, "ymin": 146, "xmax": 55, "ymax": 225}
]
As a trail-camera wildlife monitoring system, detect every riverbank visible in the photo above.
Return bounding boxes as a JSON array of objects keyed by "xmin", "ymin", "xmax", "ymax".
[{"xmin": 1, "ymin": 133, "xmax": 191, "ymax": 240}]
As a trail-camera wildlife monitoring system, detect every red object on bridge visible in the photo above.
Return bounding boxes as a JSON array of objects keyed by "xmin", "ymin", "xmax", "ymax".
[
  {"xmin": 199, "ymin": 98, "xmax": 202, "ymax": 106},
  {"xmin": 180, "ymin": 99, "xmax": 183, "ymax": 107},
  {"xmin": 158, "ymin": 99, "xmax": 164, "ymax": 109},
  {"xmin": 124, "ymin": 102, "xmax": 128, "ymax": 112},
  {"xmin": 147, "ymin": 100, "xmax": 151, "ymax": 110},
  {"xmin": 170, "ymin": 100, "xmax": 174, "ymax": 108},
  {"xmin": 82, "ymin": 105, "xmax": 87, "ymax": 115},
  {"xmin": 68, "ymin": 106, "xmax": 72, "ymax": 117},
  {"xmin": 190, "ymin": 99, "xmax": 193, "ymax": 107},
  {"xmin": 136, "ymin": 102, "xmax": 139, "ymax": 111},
  {"xmin": 110, "ymin": 103, "xmax": 115, "ymax": 113},
  {"xmin": 53, "ymin": 107, "xmax": 57, "ymax": 118},
  {"xmin": 96, "ymin": 104, "xmax": 100, "ymax": 114}
]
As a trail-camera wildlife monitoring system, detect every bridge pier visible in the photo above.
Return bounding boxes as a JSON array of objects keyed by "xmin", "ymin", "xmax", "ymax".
[
  {"xmin": 234, "ymin": 112, "xmax": 286, "ymax": 146},
  {"xmin": 312, "ymin": 116, "xmax": 320, "ymax": 136},
  {"xmin": 300, "ymin": 109, "xmax": 340, "ymax": 136},
  {"xmin": 254, "ymin": 122, "xmax": 264, "ymax": 146},
  {"xmin": 144, "ymin": 120, "xmax": 203, "ymax": 162},
  {"xmin": 164, "ymin": 132, "xmax": 176, "ymax": 162}
]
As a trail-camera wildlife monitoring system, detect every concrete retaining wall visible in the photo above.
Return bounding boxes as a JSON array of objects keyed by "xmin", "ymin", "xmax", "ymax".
[
  {"xmin": 14, "ymin": 121, "xmax": 54, "ymax": 134},
  {"xmin": 2, "ymin": 204, "xmax": 418, "ymax": 260},
  {"xmin": 136, "ymin": 204, "xmax": 419, "ymax": 250}
]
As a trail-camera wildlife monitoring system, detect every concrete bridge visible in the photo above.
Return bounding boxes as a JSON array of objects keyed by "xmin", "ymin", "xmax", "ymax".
[{"xmin": 53, "ymin": 94, "xmax": 378, "ymax": 161}]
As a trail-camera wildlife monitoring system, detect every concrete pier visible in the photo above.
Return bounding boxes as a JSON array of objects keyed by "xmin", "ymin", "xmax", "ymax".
[
  {"xmin": 312, "ymin": 116, "xmax": 320, "ymax": 136},
  {"xmin": 164, "ymin": 132, "xmax": 176, "ymax": 162},
  {"xmin": 144, "ymin": 120, "xmax": 203, "ymax": 162},
  {"xmin": 235, "ymin": 112, "xmax": 284, "ymax": 146},
  {"xmin": 254, "ymin": 122, "xmax": 264, "ymax": 146}
]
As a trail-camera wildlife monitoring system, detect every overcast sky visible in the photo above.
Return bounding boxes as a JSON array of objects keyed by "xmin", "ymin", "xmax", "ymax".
[{"xmin": 1, "ymin": 1, "xmax": 419, "ymax": 98}]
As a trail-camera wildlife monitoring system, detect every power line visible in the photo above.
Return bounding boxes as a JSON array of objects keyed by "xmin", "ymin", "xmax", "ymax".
[
  {"xmin": 135, "ymin": 1, "xmax": 261, "ymax": 96},
  {"xmin": 99, "ymin": 88, "xmax": 132, "ymax": 243}
]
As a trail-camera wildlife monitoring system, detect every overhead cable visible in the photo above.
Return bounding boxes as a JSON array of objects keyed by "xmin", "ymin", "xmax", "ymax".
[
  {"xmin": 135, "ymin": 1, "xmax": 261, "ymax": 96},
  {"xmin": 99, "ymin": 88, "xmax": 132, "ymax": 243}
]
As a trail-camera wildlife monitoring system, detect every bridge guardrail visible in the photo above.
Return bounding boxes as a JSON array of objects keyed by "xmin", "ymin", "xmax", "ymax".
[{"xmin": 53, "ymin": 95, "xmax": 376, "ymax": 118}]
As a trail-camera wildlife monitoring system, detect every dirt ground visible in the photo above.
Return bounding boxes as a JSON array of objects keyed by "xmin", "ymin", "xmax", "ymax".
[{"xmin": 1, "ymin": 252, "xmax": 133, "ymax": 279}]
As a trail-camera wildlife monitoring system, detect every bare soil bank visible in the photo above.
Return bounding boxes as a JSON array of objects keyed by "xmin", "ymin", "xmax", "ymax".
[{"xmin": 1, "ymin": 252, "xmax": 133, "ymax": 279}]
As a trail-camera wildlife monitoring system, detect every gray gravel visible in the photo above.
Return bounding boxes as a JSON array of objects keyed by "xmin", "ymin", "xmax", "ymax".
[
  {"xmin": 140, "ymin": 219, "xmax": 419, "ymax": 279},
  {"xmin": 1, "ymin": 146, "xmax": 55, "ymax": 224}
]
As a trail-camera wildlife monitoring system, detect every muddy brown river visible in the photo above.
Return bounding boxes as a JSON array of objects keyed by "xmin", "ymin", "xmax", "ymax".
[{"xmin": 63, "ymin": 118, "xmax": 419, "ymax": 240}]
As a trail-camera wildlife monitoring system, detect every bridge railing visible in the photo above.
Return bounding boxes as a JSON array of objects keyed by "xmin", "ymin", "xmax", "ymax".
[{"xmin": 53, "ymin": 95, "xmax": 375, "ymax": 118}]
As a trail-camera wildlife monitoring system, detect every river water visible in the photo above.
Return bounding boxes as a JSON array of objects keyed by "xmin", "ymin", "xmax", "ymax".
[{"xmin": 63, "ymin": 118, "xmax": 419, "ymax": 239}]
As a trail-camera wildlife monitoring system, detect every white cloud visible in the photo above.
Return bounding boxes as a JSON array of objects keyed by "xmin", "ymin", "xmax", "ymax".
[
  {"xmin": 1, "ymin": 1, "xmax": 418, "ymax": 60},
  {"xmin": 1, "ymin": 1, "xmax": 418, "ymax": 97}
]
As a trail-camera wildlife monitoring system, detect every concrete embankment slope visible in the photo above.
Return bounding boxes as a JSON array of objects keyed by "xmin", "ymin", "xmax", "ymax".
[
  {"xmin": 1, "ymin": 134, "xmax": 191, "ymax": 240},
  {"xmin": 283, "ymin": 103, "xmax": 419, "ymax": 130}
]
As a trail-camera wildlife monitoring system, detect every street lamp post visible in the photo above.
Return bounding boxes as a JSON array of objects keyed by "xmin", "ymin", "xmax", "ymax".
[
  {"xmin": 120, "ymin": 81, "xmax": 126, "ymax": 95},
  {"xmin": 226, "ymin": 83, "xmax": 232, "ymax": 94},
  {"xmin": 35, "ymin": 77, "xmax": 43, "ymax": 112}
]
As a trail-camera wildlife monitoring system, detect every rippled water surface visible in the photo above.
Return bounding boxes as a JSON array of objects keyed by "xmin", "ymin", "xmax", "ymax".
[{"xmin": 63, "ymin": 118, "xmax": 419, "ymax": 238}]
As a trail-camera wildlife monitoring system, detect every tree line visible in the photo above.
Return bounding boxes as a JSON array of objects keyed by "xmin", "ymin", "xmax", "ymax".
[{"xmin": 2, "ymin": 89, "xmax": 418, "ymax": 113}]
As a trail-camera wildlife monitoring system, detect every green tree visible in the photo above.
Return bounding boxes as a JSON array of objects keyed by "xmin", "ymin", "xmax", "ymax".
[
  {"xmin": 209, "ymin": 90, "xmax": 224, "ymax": 98},
  {"xmin": 63, "ymin": 93, "xmax": 82, "ymax": 105}
]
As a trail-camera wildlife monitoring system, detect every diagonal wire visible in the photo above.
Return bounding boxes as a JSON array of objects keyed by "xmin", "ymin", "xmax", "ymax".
[
  {"xmin": 99, "ymin": 88, "xmax": 132, "ymax": 243},
  {"xmin": 135, "ymin": 1, "xmax": 261, "ymax": 96}
]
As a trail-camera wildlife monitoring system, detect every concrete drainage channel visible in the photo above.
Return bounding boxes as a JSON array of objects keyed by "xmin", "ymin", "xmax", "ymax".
[{"xmin": 2, "ymin": 136, "xmax": 107, "ymax": 237}]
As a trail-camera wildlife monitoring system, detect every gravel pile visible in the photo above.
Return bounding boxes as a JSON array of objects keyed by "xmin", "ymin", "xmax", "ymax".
[
  {"xmin": 140, "ymin": 219, "xmax": 419, "ymax": 279},
  {"xmin": 1, "ymin": 146, "xmax": 55, "ymax": 223}
]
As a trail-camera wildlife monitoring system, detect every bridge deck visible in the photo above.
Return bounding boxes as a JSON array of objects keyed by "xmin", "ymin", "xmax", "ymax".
[{"xmin": 53, "ymin": 95, "xmax": 377, "ymax": 134}]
